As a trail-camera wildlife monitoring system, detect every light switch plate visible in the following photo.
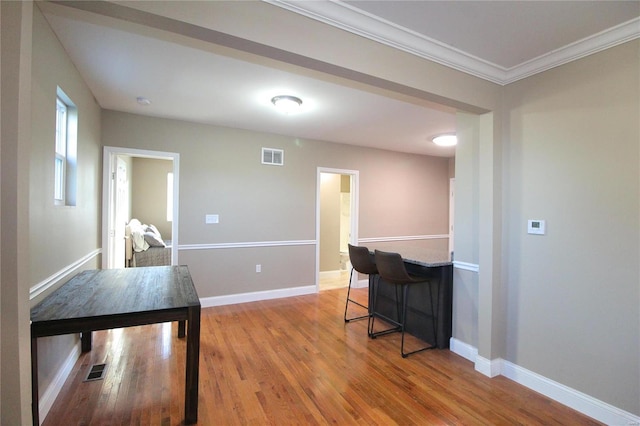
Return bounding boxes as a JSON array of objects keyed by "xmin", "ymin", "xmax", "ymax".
[
  {"xmin": 528, "ymin": 219, "xmax": 545, "ymax": 235},
  {"xmin": 205, "ymin": 214, "xmax": 219, "ymax": 224}
]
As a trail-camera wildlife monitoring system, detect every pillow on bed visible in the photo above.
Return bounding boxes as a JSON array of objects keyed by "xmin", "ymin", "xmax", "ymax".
[
  {"xmin": 144, "ymin": 230, "xmax": 166, "ymax": 247},
  {"xmin": 146, "ymin": 224, "xmax": 161, "ymax": 236}
]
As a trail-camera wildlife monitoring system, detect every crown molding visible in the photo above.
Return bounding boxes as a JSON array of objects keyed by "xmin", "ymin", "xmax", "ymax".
[
  {"xmin": 265, "ymin": 0, "xmax": 640, "ymax": 86},
  {"xmin": 502, "ymin": 17, "xmax": 640, "ymax": 84}
]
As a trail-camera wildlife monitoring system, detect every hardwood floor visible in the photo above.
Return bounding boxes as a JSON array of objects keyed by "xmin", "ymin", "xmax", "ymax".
[{"xmin": 43, "ymin": 288, "xmax": 601, "ymax": 425}]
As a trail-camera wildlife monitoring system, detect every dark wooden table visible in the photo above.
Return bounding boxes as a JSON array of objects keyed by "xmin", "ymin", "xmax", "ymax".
[{"xmin": 30, "ymin": 266, "xmax": 201, "ymax": 425}]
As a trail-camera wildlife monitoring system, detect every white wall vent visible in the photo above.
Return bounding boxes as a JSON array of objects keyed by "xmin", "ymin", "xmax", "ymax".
[{"xmin": 262, "ymin": 148, "xmax": 284, "ymax": 166}]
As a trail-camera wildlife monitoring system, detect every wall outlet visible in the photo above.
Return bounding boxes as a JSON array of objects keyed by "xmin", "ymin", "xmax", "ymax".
[
  {"xmin": 256, "ymin": 264, "xmax": 261, "ymax": 273},
  {"xmin": 205, "ymin": 214, "xmax": 219, "ymax": 224}
]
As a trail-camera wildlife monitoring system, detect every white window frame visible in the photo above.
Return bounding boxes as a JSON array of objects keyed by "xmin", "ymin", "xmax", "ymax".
[
  {"xmin": 54, "ymin": 97, "xmax": 68, "ymax": 204},
  {"xmin": 55, "ymin": 87, "xmax": 78, "ymax": 206}
]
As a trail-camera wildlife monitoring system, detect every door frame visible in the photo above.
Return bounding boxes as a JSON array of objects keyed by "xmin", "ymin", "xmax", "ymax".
[
  {"xmin": 449, "ymin": 177, "xmax": 455, "ymax": 256},
  {"xmin": 102, "ymin": 146, "xmax": 180, "ymax": 269},
  {"xmin": 316, "ymin": 167, "xmax": 359, "ymax": 291}
]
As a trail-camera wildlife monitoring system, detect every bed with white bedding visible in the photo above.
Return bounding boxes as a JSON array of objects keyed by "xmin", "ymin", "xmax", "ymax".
[{"xmin": 125, "ymin": 218, "xmax": 171, "ymax": 267}]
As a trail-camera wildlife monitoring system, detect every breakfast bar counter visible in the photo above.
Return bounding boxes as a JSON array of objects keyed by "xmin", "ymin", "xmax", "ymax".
[{"xmin": 365, "ymin": 242, "xmax": 453, "ymax": 349}]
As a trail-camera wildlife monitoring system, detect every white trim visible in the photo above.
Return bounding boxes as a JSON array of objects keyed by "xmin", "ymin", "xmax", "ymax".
[
  {"xmin": 503, "ymin": 18, "xmax": 640, "ymax": 84},
  {"xmin": 453, "ymin": 261, "xmax": 479, "ymax": 273},
  {"xmin": 39, "ymin": 343, "xmax": 81, "ymax": 423},
  {"xmin": 449, "ymin": 337, "xmax": 478, "ymax": 363},
  {"xmin": 475, "ymin": 355, "xmax": 502, "ymax": 378},
  {"xmin": 200, "ymin": 285, "xmax": 316, "ymax": 308},
  {"xmin": 266, "ymin": 1, "xmax": 640, "ymax": 85},
  {"xmin": 449, "ymin": 340, "xmax": 640, "ymax": 425},
  {"xmin": 265, "ymin": 0, "xmax": 506, "ymax": 84},
  {"xmin": 359, "ymin": 234, "xmax": 449, "ymax": 243},
  {"xmin": 29, "ymin": 249, "xmax": 101, "ymax": 300},
  {"xmin": 501, "ymin": 360, "xmax": 640, "ymax": 425},
  {"xmin": 179, "ymin": 239, "xmax": 316, "ymax": 250}
]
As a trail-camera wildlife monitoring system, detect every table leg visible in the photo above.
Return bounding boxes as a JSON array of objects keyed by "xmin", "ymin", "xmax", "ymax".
[
  {"xmin": 184, "ymin": 306, "xmax": 201, "ymax": 424},
  {"xmin": 178, "ymin": 320, "xmax": 186, "ymax": 338},
  {"xmin": 31, "ymin": 336, "xmax": 39, "ymax": 426}
]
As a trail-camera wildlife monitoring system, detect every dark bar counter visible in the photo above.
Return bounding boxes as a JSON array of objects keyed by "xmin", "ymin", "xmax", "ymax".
[{"xmin": 366, "ymin": 242, "xmax": 453, "ymax": 349}]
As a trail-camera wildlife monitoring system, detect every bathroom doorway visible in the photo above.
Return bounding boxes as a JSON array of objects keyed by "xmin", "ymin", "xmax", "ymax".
[{"xmin": 316, "ymin": 168, "xmax": 359, "ymax": 291}]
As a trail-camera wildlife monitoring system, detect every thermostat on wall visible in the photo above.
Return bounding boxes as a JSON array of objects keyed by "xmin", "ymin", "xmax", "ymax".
[{"xmin": 528, "ymin": 219, "xmax": 546, "ymax": 235}]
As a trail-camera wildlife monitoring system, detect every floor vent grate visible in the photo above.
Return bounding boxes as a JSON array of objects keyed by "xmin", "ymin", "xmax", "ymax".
[{"xmin": 84, "ymin": 363, "xmax": 107, "ymax": 382}]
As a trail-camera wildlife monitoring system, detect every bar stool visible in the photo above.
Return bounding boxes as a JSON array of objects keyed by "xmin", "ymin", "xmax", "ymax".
[
  {"xmin": 370, "ymin": 249, "xmax": 437, "ymax": 358},
  {"xmin": 344, "ymin": 244, "xmax": 378, "ymax": 323}
]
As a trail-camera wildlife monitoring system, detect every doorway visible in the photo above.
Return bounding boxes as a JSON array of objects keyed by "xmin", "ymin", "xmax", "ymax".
[
  {"xmin": 316, "ymin": 168, "xmax": 359, "ymax": 291},
  {"xmin": 102, "ymin": 146, "xmax": 180, "ymax": 269}
]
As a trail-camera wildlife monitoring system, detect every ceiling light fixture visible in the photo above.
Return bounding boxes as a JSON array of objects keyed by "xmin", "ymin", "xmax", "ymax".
[
  {"xmin": 432, "ymin": 134, "xmax": 457, "ymax": 147},
  {"xmin": 271, "ymin": 95, "xmax": 302, "ymax": 114},
  {"xmin": 136, "ymin": 96, "xmax": 151, "ymax": 106}
]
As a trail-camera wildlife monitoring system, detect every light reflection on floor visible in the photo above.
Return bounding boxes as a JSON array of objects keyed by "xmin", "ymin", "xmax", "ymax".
[{"xmin": 160, "ymin": 321, "xmax": 172, "ymax": 359}]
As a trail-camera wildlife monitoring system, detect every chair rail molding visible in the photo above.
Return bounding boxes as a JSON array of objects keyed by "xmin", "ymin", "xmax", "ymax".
[
  {"xmin": 29, "ymin": 248, "xmax": 102, "ymax": 300},
  {"xmin": 452, "ymin": 260, "xmax": 479, "ymax": 272},
  {"xmin": 179, "ymin": 239, "xmax": 316, "ymax": 250}
]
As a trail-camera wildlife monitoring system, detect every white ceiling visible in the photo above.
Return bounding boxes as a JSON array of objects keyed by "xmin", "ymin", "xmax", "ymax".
[{"xmin": 40, "ymin": 1, "xmax": 639, "ymax": 157}]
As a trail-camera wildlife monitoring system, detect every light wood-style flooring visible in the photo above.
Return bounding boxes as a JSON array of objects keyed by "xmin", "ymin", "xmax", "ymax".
[
  {"xmin": 319, "ymin": 270, "xmax": 351, "ymax": 290},
  {"xmin": 43, "ymin": 287, "xmax": 602, "ymax": 425}
]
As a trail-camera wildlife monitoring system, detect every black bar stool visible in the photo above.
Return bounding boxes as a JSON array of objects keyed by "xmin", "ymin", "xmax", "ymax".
[
  {"xmin": 369, "ymin": 249, "xmax": 438, "ymax": 357},
  {"xmin": 344, "ymin": 244, "xmax": 378, "ymax": 323}
]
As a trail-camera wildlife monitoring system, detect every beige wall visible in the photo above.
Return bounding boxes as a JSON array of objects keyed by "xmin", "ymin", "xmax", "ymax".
[
  {"xmin": 131, "ymin": 157, "xmax": 173, "ymax": 239},
  {"xmin": 1, "ymin": 2, "xmax": 34, "ymax": 423},
  {"xmin": 29, "ymin": 3, "xmax": 102, "ymax": 415},
  {"xmin": 319, "ymin": 173, "xmax": 341, "ymax": 272},
  {"xmin": 29, "ymin": 1, "xmax": 102, "ymax": 410},
  {"xmin": 502, "ymin": 40, "xmax": 639, "ymax": 414},
  {"xmin": 101, "ymin": 110, "xmax": 451, "ymax": 298},
  {"xmin": 29, "ymin": 7, "xmax": 102, "ymax": 287},
  {"xmin": 2, "ymin": 4, "xmax": 102, "ymax": 424}
]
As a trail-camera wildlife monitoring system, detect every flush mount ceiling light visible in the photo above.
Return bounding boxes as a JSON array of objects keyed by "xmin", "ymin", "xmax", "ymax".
[
  {"xmin": 432, "ymin": 134, "xmax": 457, "ymax": 147},
  {"xmin": 136, "ymin": 96, "xmax": 151, "ymax": 106},
  {"xmin": 271, "ymin": 95, "xmax": 302, "ymax": 114}
]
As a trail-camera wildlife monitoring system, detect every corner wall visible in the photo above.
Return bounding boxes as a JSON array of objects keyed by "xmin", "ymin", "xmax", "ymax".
[
  {"xmin": 503, "ymin": 40, "xmax": 640, "ymax": 415},
  {"xmin": 28, "ymin": 4, "xmax": 103, "ymax": 421},
  {"xmin": 1, "ymin": 2, "xmax": 34, "ymax": 424}
]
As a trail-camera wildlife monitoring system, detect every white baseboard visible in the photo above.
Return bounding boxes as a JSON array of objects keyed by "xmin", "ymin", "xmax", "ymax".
[
  {"xmin": 501, "ymin": 360, "xmax": 640, "ymax": 426},
  {"xmin": 474, "ymin": 355, "xmax": 502, "ymax": 378},
  {"xmin": 200, "ymin": 285, "xmax": 317, "ymax": 308},
  {"xmin": 39, "ymin": 342, "xmax": 81, "ymax": 424},
  {"xmin": 449, "ymin": 338, "xmax": 640, "ymax": 425},
  {"xmin": 449, "ymin": 337, "xmax": 478, "ymax": 362}
]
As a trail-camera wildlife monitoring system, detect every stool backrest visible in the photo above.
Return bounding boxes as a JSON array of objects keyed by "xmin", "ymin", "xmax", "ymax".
[
  {"xmin": 348, "ymin": 244, "xmax": 378, "ymax": 275},
  {"xmin": 374, "ymin": 250, "xmax": 413, "ymax": 285}
]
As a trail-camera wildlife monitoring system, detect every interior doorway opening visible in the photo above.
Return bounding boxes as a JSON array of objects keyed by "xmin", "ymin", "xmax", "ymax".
[
  {"xmin": 316, "ymin": 168, "xmax": 359, "ymax": 291},
  {"xmin": 102, "ymin": 146, "xmax": 180, "ymax": 269}
]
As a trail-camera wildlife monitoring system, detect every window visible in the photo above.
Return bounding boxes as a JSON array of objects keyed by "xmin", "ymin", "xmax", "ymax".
[
  {"xmin": 54, "ymin": 87, "xmax": 77, "ymax": 206},
  {"xmin": 54, "ymin": 98, "xmax": 67, "ymax": 202}
]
